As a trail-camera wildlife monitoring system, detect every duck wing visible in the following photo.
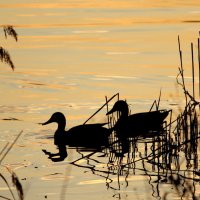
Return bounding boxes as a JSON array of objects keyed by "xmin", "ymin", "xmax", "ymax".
[
  {"xmin": 65, "ymin": 124, "xmax": 109, "ymax": 147},
  {"xmin": 129, "ymin": 109, "xmax": 168, "ymax": 122},
  {"xmin": 112, "ymin": 110, "xmax": 170, "ymax": 137}
]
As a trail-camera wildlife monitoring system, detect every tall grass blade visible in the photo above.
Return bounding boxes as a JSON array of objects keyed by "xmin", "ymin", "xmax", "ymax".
[
  {"xmin": 0, "ymin": 142, "xmax": 9, "ymax": 157},
  {"xmin": 178, "ymin": 35, "xmax": 187, "ymax": 104},
  {"xmin": 191, "ymin": 42, "xmax": 195, "ymax": 98},
  {"xmin": 198, "ymin": 38, "xmax": 200, "ymax": 98},
  {"xmin": 0, "ymin": 173, "xmax": 16, "ymax": 200},
  {"xmin": 0, "ymin": 131, "xmax": 23, "ymax": 164}
]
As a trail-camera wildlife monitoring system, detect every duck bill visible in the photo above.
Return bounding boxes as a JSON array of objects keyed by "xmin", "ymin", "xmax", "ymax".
[
  {"xmin": 42, "ymin": 118, "xmax": 53, "ymax": 126},
  {"xmin": 106, "ymin": 107, "xmax": 116, "ymax": 115}
]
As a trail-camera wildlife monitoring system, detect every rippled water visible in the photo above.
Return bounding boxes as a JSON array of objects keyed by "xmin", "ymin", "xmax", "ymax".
[{"xmin": 1, "ymin": 1, "xmax": 200, "ymax": 199}]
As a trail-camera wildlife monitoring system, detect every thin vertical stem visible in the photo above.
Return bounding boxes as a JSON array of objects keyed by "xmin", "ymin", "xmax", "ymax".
[
  {"xmin": 157, "ymin": 89, "xmax": 162, "ymax": 110},
  {"xmin": 178, "ymin": 35, "xmax": 187, "ymax": 104},
  {"xmin": 191, "ymin": 42, "xmax": 195, "ymax": 99},
  {"xmin": 198, "ymin": 38, "xmax": 200, "ymax": 98},
  {"xmin": 105, "ymin": 96, "xmax": 110, "ymax": 129}
]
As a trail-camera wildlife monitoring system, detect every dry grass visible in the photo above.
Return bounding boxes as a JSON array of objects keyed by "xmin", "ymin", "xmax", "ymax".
[{"xmin": 0, "ymin": 131, "xmax": 24, "ymax": 200}]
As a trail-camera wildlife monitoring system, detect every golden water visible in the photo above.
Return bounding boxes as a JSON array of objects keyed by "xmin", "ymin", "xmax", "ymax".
[{"xmin": 1, "ymin": 1, "xmax": 200, "ymax": 199}]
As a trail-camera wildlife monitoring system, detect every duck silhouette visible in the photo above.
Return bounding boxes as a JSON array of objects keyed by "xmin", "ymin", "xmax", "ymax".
[
  {"xmin": 107, "ymin": 100, "xmax": 170, "ymax": 138},
  {"xmin": 42, "ymin": 112, "xmax": 110, "ymax": 161}
]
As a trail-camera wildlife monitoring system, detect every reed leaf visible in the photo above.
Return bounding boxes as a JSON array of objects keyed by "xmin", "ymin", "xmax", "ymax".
[
  {"xmin": 0, "ymin": 46, "xmax": 15, "ymax": 70},
  {"xmin": 3, "ymin": 26, "xmax": 18, "ymax": 42},
  {"xmin": 11, "ymin": 172, "xmax": 24, "ymax": 200}
]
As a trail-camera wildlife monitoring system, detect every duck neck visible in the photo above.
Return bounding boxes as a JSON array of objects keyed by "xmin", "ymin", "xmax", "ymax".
[
  {"xmin": 57, "ymin": 120, "xmax": 66, "ymax": 132},
  {"xmin": 120, "ymin": 107, "xmax": 129, "ymax": 118}
]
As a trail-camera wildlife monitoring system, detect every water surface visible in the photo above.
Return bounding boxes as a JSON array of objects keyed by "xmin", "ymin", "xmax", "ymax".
[{"xmin": 1, "ymin": 1, "xmax": 200, "ymax": 199}]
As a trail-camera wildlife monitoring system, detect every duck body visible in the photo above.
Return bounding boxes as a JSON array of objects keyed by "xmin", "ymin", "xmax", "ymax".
[
  {"xmin": 54, "ymin": 123, "xmax": 109, "ymax": 148},
  {"xmin": 107, "ymin": 100, "xmax": 170, "ymax": 138},
  {"xmin": 42, "ymin": 112, "xmax": 109, "ymax": 148}
]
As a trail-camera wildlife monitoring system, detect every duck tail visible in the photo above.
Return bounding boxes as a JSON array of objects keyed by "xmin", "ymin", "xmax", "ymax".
[
  {"xmin": 101, "ymin": 122, "xmax": 108, "ymax": 126},
  {"xmin": 161, "ymin": 109, "xmax": 172, "ymax": 120}
]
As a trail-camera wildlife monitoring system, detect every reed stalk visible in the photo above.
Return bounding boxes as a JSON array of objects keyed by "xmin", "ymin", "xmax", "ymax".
[
  {"xmin": 83, "ymin": 93, "xmax": 119, "ymax": 124},
  {"xmin": 0, "ymin": 131, "xmax": 23, "ymax": 165},
  {"xmin": 191, "ymin": 42, "xmax": 195, "ymax": 99}
]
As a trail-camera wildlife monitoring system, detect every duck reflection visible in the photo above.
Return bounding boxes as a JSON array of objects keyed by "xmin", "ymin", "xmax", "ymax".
[{"xmin": 42, "ymin": 112, "xmax": 110, "ymax": 162}]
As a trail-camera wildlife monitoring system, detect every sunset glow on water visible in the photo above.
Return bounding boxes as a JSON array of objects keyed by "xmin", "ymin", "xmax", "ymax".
[{"xmin": 1, "ymin": 1, "xmax": 200, "ymax": 199}]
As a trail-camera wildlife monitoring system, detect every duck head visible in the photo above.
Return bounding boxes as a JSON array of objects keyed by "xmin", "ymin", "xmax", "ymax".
[
  {"xmin": 42, "ymin": 112, "xmax": 66, "ymax": 131},
  {"xmin": 106, "ymin": 100, "xmax": 129, "ymax": 116}
]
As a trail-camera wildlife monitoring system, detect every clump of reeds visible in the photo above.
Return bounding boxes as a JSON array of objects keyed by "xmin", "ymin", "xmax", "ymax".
[
  {"xmin": 0, "ymin": 131, "xmax": 24, "ymax": 200},
  {"xmin": 0, "ymin": 25, "xmax": 18, "ymax": 70},
  {"xmin": 144, "ymin": 32, "xmax": 200, "ymax": 199},
  {"xmin": 174, "ymin": 33, "xmax": 200, "ymax": 169}
]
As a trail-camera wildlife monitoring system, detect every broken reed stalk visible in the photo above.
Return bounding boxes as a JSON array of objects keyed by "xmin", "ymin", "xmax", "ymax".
[
  {"xmin": 149, "ymin": 100, "xmax": 157, "ymax": 112},
  {"xmin": 0, "ymin": 131, "xmax": 23, "ymax": 165},
  {"xmin": 83, "ymin": 93, "xmax": 119, "ymax": 124},
  {"xmin": 149, "ymin": 89, "xmax": 161, "ymax": 111},
  {"xmin": 157, "ymin": 89, "xmax": 162, "ymax": 111}
]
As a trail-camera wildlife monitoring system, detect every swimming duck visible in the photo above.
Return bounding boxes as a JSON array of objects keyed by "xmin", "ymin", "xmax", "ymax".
[
  {"xmin": 42, "ymin": 112, "xmax": 109, "ymax": 161},
  {"xmin": 42, "ymin": 112, "xmax": 110, "ymax": 147},
  {"xmin": 106, "ymin": 100, "xmax": 170, "ymax": 138}
]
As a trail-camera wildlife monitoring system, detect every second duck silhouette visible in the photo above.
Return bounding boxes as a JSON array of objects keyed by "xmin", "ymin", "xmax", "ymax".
[
  {"xmin": 42, "ymin": 112, "xmax": 109, "ymax": 161},
  {"xmin": 107, "ymin": 100, "xmax": 170, "ymax": 138}
]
